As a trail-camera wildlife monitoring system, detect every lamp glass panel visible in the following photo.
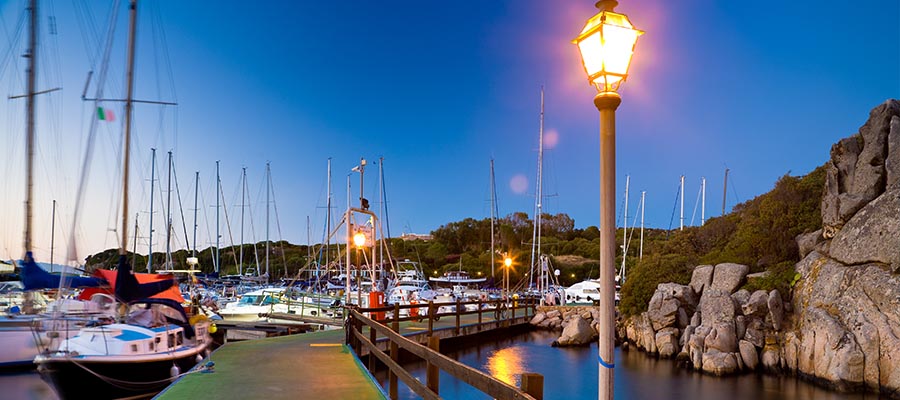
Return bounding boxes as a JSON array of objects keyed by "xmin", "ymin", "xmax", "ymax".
[
  {"xmin": 599, "ymin": 23, "xmax": 638, "ymax": 76},
  {"xmin": 577, "ymin": 30, "xmax": 605, "ymax": 77}
]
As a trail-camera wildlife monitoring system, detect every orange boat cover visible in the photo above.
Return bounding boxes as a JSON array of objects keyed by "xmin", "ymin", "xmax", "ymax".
[{"xmin": 79, "ymin": 269, "xmax": 185, "ymax": 304}]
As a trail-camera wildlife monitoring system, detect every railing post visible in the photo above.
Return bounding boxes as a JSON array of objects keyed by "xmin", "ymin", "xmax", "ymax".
[
  {"xmin": 455, "ymin": 298, "xmax": 461, "ymax": 335},
  {"xmin": 477, "ymin": 298, "xmax": 482, "ymax": 330},
  {"xmin": 519, "ymin": 373, "xmax": 544, "ymax": 400},
  {"xmin": 428, "ymin": 300, "xmax": 434, "ymax": 337},
  {"xmin": 368, "ymin": 322, "xmax": 377, "ymax": 372},
  {"xmin": 427, "ymin": 335, "xmax": 440, "ymax": 395},
  {"xmin": 390, "ymin": 303, "xmax": 400, "ymax": 400}
]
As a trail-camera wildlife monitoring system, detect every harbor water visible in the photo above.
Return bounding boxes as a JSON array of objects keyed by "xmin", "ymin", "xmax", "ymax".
[
  {"xmin": 5, "ymin": 329, "xmax": 887, "ymax": 399},
  {"xmin": 374, "ymin": 330, "xmax": 885, "ymax": 399}
]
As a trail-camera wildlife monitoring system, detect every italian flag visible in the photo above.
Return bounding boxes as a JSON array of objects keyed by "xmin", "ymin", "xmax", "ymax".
[{"xmin": 97, "ymin": 107, "xmax": 115, "ymax": 121}]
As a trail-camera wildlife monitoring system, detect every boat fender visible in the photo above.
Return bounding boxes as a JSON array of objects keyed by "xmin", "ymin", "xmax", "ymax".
[
  {"xmin": 170, "ymin": 364, "xmax": 181, "ymax": 377},
  {"xmin": 196, "ymin": 354, "xmax": 204, "ymax": 363},
  {"xmin": 209, "ymin": 324, "xmax": 217, "ymax": 334}
]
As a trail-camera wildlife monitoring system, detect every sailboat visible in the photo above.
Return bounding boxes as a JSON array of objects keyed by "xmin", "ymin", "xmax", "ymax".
[
  {"xmin": 34, "ymin": 1, "xmax": 211, "ymax": 398},
  {"xmin": 0, "ymin": 0, "xmax": 110, "ymax": 370}
]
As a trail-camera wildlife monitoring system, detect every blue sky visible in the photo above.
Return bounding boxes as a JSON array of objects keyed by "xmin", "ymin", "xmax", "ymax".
[{"xmin": 1, "ymin": 0, "xmax": 897, "ymax": 262}]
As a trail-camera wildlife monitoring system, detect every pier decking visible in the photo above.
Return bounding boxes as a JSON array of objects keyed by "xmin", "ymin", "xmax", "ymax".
[{"xmin": 157, "ymin": 304, "xmax": 535, "ymax": 399}]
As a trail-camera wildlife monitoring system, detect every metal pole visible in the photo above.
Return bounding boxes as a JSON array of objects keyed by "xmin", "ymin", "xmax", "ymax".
[
  {"xmin": 193, "ymin": 171, "xmax": 199, "ymax": 257},
  {"xmin": 701, "ymin": 177, "xmax": 706, "ymax": 225},
  {"xmin": 639, "ymin": 191, "xmax": 645, "ymax": 260},
  {"xmin": 595, "ymin": 90, "xmax": 621, "ymax": 400},
  {"xmin": 23, "ymin": 0, "xmax": 36, "ymax": 258},
  {"xmin": 215, "ymin": 160, "xmax": 220, "ymax": 273},
  {"xmin": 166, "ymin": 151, "xmax": 172, "ymax": 270},
  {"xmin": 50, "ymin": 200, "xmax": 56, "ymax": 266},
  {"xmin": 722, "ymin": 168, "xmax": 729, "ymax": 216},
  {"xmin": 490, "ymin": 159, "xmax": 496, "ymax": 278},
  {"xmin": 240, "ymin": 167, "xmax": 246, "ymax": 276},
  {"xmin": 148, "ymin": 148, "xmax": 156, "ymax": 272},
  {"xmin": 120, "ymin": 0, "xmax": 137, "ymax": 256},
  {"xmin": 679, "ymin": 175, "xmax": 685, "ymax": 231},
  {"xmin": 266, "ymin": 162, "xmax": 270, "ymax": 279}
]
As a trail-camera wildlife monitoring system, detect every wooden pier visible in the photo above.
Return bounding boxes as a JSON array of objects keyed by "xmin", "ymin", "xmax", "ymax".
[{"xmin": 157, "ymin": 298, "xmax": 542, "ymax": 400}]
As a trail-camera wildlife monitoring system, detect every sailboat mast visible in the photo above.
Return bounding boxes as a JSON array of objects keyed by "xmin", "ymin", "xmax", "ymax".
[
  {"xmin": 326, "ymin": 158, "xmax": 331, "ymax": 272},
  {"xmin": 490, "ymin": 158, "xmax": 496, "ymax": 278},
  {"xmin": 345, "ymin": 174, "xmax": 351, "ymax": 304},
  {"xmin": 50, "ymin": 200, "xmax": 56, "ymax": 266},
  {"xmin": 701, "ymin": 177, "xmax": 706, "ymax": 225},
  {"xmin": 215, "ymin": 160, "xmax": 220, "ymax": 273},
  {"xmin": 193, "ymin": 171, "xmax": 199, "ymax": 257},
  {"xmin": 378, "ymin": 157, "xmax": 384, "ymax": 272},
  {"xmin": 530, "ymin": 87, "xmax": 544, "ymax": 291},
  {"xmin": 265, "ymin": 162, "xmax": 270, "ymax": 279},
  {"xmin": 132, "ymin": 213, "xmax": 138, "ymax": 266},
  {"xmin": 620, "ymin": 175, "xmax": 630, "ymax": 283},
  {"xmin": 119, "ymin": 0, "xmax": 137, "ymax": 256},
  {"xmin": 239, "ymin": 167, "xmax": 246, "ymax": 276},
  {"xmin": 679, "ymin": 175, "xmax": 685, "ymax": 231},
  {"xmin": 639, "ymin": 191, "xmax": 645, "ymax": 260},
  {"xmin": 24, "ymin": 0, "xmax": 37, "ymax": 258},
  {"xmin": 166, "ymin": 151, "xmax": 173, "ymax": 270},
  {"xmin": 148, "ymin": 148, "xmax": 156, "ymax": 272},
  {"xmin": 722, "ymin": 168, "xmax": 729, "ymax": 216}
]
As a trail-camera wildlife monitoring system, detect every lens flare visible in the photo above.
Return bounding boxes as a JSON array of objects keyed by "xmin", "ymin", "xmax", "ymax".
[{"xmin": 510, "ymin": 174, "xmax": 528, "ymax": 194}]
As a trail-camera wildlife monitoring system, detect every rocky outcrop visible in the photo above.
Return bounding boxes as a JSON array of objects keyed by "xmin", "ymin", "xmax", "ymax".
[
  {"xmin": 616, "ymin": 100, "xmax": 900, "ymax": 397},
  {"xmin": 554, "ymin": 315, "xmax": 594, "ymax": 346},
  {"xmin": 822, "ymin": 100, "xmax": 900, "ymax": 234}
]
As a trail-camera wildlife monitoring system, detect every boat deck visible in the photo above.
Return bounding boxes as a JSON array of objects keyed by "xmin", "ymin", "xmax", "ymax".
[{"xmin": 155, "ymin": 328, "xmax": 386, "ymax": 400}]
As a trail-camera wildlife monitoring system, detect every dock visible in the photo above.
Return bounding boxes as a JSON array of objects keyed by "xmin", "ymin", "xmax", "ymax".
[{"xmin": 157, "ymin": 299, "xmax": 539, "ymax": 400}]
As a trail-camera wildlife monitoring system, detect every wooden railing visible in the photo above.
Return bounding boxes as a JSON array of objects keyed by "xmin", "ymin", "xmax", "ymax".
[{"xmin": 346, "ymin": 298, "xmax": 543, "ymax": 400}]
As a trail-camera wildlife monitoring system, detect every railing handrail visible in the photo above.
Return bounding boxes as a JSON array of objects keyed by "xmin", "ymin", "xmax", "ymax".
[
  {"xmin": 347, "ymin": 307, "xmax": 538, "ymax": 400},
  {"xmin": 359, "ymin": 297, "xmax": 534, "ymax": 324}
]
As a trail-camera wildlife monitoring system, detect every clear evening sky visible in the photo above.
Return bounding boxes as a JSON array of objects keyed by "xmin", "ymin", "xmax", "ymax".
[{"xmin": 1, "ymin": 0, "xmax": 897, "ymax": 263}]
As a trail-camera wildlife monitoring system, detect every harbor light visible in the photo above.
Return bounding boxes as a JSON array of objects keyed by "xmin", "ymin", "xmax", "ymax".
[
  {"xmin": 352, "ymin": 232, "xmax": 367, "ymax": 248},
  {"xmin": 572, "ymin": 0, "xmax": 643, "ymax": 93},
  {"xmin": 573, "ymin": 1, "xmax": 643, "ymax": 399},
  {"xmin": 504, "ymin": 257, "xmax": 513, "ymax": 267}
]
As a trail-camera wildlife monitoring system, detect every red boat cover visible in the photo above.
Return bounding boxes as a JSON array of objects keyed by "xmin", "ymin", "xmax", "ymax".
[{"xmin": 79, "ymin": 269, "xmax": 185, "ymax": 304}]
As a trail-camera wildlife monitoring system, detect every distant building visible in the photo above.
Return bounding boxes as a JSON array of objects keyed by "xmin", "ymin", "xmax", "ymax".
[{"xmin": 399, "ymin": 233, "xmax": 433, "ymax": 242}]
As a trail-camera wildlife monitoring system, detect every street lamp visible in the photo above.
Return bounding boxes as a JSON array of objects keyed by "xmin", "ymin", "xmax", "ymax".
[{"xmin": 573, "ymin": 1, "xmax": 642, "ymax": 400}]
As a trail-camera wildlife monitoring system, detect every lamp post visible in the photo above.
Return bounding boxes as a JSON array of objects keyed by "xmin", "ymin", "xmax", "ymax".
[{"xmin": 573, "ymin": 1, "xmax": 643, "ymax": 400}]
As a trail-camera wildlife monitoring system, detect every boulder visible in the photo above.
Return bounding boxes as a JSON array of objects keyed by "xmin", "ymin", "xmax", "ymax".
[
  {"xmin": 734, "ymin": 315, "xmax": 746, "ymax": 340},
  {"xmin": 545, "ymin": 309, "xmax": 561, "ymax": 319},
  {"xmin": 704, "ymin": 323, "xmax": 738, "ymax": 353},
  {"xmin": 710, "ymin": 263, "xmax": 749, "ymax": 293},
  {"xmin": 767, "ymin": 290, "xmax": 784, "ymax": 331},
  {"xmin": 699, "ymin": 289, "xmax": 735, "ymax": 326},
  {"xmin": 530, "ymin": 313, "xmax": 547, "ymax": 326},
  {"xmin": 888, "ymin": 115, "xmax": 900, "ymax": 188},
  {"xmin": 657, "ymin": 283, "xmax": 699, "ymax": 309},
  {"xmin": 656, "ymin": 328, "xmax": 680, "ymax": 358},
  {"xmin": 676, "ymin": 307, "xmax": 690, "ymax": 329},
  {"xmin": 761, "ymin": 344, "xmax": 781, "ymax": 373},
  {"xmin": 689, "ymin": 265, "xmax": 714, "ymax": 296},
  {"xmin": 688, "ymin": 333, "xmax": 705, "ymax": 370},
  {"xmin": 554, "ymin": 316, "xmax": 595, "ymax": 346},
  {"xmin": 829, "ymin": 187, "xmax": 900, "ymax": 272},
  {"xmin": 741, "ymin": 290, "xmax": 769, "ymax": 317},
  {"xmin": 701, "ymin": 351, "xmax": 739, "ymax": 376},
  {"xmin": 739, "ymin": 340, "xmax": 759, "ymax": 370},
  {"xmin": 647, "ymin": 292, "xmax": 680, "ymax": 331},
  {"xmin": 730, "ymin": 289, "xmax": 750, "ymax": 312},
  {"xmin": 796, "ymin": 229, "xmax": 824, "ymax": 258}
]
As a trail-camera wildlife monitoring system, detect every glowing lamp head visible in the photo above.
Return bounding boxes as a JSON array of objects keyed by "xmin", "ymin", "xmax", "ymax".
[
  {"xmin": 504, "ymin": 257, "xmax": 513, "ymax": 268},
  {"xmin": 573, "ymin": 1, "xmax": 643, "ymax": 93},
  {"xmin": 352, "ymin": 232, "xmax": 367, "ymax": 248}
]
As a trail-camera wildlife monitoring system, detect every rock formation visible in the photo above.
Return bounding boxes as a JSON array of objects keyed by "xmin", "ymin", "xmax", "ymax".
[{"xmin": 618, "ymin": 99, "xmax": 900, "ymax": 397}]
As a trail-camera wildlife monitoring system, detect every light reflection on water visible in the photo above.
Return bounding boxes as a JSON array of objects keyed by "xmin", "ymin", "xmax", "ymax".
[{"xmin": 374, "ymin": 330, "xmax": 887, "ymax": 400}]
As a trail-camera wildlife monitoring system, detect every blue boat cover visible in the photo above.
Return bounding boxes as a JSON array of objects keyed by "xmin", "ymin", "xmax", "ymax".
[{"xmin": 19, "ymin": 251, "xmax": 106, "ymax": 290}]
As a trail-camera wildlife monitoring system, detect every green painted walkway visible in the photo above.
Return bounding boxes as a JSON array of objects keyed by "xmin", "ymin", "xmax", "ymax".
[{"xmin": 155, "ymin": 329, "xmax": 386, "ymax": 400}]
